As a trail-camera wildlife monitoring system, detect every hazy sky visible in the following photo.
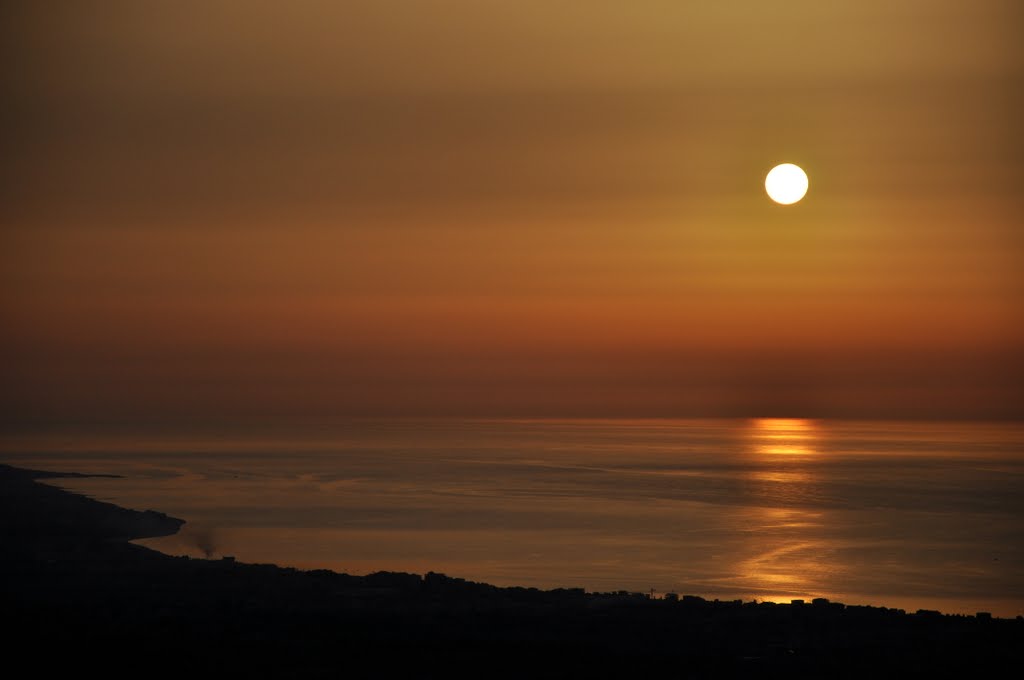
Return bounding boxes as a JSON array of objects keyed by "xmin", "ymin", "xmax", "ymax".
[{"xmin": 2, "ymin": 1, "xmax": 1022, "ymax": 425}]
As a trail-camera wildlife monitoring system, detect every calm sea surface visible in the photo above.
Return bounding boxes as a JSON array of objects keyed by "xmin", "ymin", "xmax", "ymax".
[{"xmin": 3, "ymin": 419, "xmax": 1023, "ymax": 617}]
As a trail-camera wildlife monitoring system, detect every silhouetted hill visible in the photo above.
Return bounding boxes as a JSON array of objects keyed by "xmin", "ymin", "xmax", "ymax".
[{"xmin": 1, "ymin": 463, "xmax": 1019, "ymax": 678}]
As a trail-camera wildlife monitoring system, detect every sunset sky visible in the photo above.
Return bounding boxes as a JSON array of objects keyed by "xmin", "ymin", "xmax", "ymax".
[{"xmin": 2, "ymin": 1, "xmax": 1022, "ymax": 426}]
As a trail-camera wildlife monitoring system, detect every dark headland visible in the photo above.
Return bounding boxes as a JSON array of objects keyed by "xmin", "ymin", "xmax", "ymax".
[{"xmin": 2, "ymin": 463, "xmax": 1019, "ymax": 678}]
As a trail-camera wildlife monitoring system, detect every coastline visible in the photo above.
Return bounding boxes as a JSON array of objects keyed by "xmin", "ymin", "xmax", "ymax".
[
  {"xmin": 2, "ymin": 462, "xmax": 1020, "ymax": 677},
  {"xmin": 1, "ymin": 464, "xmax": 184, "ymax": 545}
]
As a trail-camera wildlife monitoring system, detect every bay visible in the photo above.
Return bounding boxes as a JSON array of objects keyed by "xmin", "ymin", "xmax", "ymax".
[{"xmin": 3, "ymin": 418, "xmax": 1022, "ymax": 617}]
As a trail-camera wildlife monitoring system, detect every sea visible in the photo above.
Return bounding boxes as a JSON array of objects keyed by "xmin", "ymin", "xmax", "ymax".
[{"xmin": 3, "ymin": 418, "xmax": 1022, "ymax": 617}]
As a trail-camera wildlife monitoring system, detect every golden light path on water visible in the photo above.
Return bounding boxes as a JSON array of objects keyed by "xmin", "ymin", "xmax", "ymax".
[
  {"xmin": 732, "ymin": 418, "xmax": 830, "ymax": 605},
  {"xmin": 750, "ymin": 418, "xmax": 818, "ymax": 457}
]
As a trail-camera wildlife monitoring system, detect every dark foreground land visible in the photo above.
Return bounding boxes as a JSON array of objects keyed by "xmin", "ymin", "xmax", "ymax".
[{"xmin": 2, "ymin": 464, "xmax": 1020, "ymax": 678}]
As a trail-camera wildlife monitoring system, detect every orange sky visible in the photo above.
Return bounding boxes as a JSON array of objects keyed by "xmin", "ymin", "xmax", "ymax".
[{"xmin": 2, "ymin": 1, "xmax": 1022, "ymax": 425}]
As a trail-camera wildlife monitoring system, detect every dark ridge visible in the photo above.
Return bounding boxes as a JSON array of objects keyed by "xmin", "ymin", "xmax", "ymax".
[{"xmin": 1, "ymin": 463, "xmax": 1020, "ymax": 678}]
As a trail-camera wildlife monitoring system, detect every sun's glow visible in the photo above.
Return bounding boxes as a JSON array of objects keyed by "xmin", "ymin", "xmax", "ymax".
[
  {"xmin": 750, "ymin": 418, "xmax": 818, "ymax": 456},
  {"xmin": 765, "ymin": 163, "xmax": 809, "ymax": 204}
]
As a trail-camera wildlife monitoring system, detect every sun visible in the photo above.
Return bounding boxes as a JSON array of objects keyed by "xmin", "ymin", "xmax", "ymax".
[{"xmin": 765, "ymin": 163, "xmax": 809, "ymax": 205}]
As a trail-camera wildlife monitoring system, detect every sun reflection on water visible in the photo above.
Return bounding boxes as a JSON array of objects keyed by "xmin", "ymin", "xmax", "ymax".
[
  {"xmin": 732, "ymin": 418, "xmax": 834, "ymax": 603},
  {"xmin": 749, "ymin": 418, "xmax": 819, "ymax": 456}
]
